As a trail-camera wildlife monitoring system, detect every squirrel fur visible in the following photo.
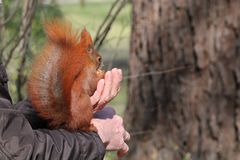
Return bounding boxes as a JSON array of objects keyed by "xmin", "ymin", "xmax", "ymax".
[{"xmin": 27, "ymin": 20, "xmax": 104, "ymax": 132}]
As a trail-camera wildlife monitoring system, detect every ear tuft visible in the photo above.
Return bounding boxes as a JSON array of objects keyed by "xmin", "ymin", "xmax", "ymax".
[{"xmin": 80, "ymin": 28, "xmax": 93, "ymax": 45}]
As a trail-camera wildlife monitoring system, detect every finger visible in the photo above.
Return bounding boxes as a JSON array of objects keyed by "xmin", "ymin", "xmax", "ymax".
[
  {"xmin": 123, "ymin": 131, "xmax": 130, "ymax": 141},
  {"xmin": 117, "ymin": 69, "xmax": 123, "ymax": 82},
  {"xmin": 90, "ymin": 79, "xmax": 105, "ymax": 106},
  {"xmin": 98, "ymin": 71, "xmax": 112, "ymax": 105},
  {"xmin": 110, "ymin": 68, "xmax": 122, "ymax": 98},
  {"xmin": 117, "ymin": 143, "xmax": 129, "ymax": 158}
]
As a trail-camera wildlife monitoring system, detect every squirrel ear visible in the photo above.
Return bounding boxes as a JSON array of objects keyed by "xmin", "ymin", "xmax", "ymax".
[{"xmin": 79, "ymin": 28, "xmax": 93, "ymax": 46}]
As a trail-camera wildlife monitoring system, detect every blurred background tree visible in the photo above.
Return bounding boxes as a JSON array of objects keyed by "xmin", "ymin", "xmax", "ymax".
[{"xmin": 124, "ymin": 0, "xmax": 240, "ymax": 160}]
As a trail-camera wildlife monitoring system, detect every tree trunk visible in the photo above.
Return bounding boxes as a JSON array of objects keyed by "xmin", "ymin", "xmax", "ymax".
[{"xmin": 124, "ymin": 0, "xmax": 240, "ymax": 160}]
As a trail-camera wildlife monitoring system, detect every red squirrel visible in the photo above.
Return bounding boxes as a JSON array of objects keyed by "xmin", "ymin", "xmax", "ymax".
[{"xmin": 27, "ymin": 20, "xmax": 105, "ymax": 132}]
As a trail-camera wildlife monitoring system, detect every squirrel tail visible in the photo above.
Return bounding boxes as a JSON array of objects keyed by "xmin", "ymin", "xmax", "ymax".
[{"xmin": 44, "ymin": 19, "xmax": 78, "ymax": 47}]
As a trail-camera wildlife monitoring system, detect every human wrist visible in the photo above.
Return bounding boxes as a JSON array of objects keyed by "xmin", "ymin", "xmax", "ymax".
[{"xmin": 91, "ymin": 119, "xmax": 109, "ymax": 145}]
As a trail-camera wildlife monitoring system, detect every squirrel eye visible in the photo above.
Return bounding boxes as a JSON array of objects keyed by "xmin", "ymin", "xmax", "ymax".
[
  {"xmin": 87, "ymin": 45, "xmax": 93, "ymax": 54},
  {"xmin": 97, "ymin": 57, "xmax": 101, "ymax": 63}
]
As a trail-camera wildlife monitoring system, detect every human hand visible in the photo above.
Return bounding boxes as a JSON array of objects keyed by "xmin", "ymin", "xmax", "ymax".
[
  {"xmin": 90, "ymin": 68, "xmax": 122, "ymax": 112},
  {"xmin": 92, "ymin": 107, "xmax": 130, "ymax": 157}
]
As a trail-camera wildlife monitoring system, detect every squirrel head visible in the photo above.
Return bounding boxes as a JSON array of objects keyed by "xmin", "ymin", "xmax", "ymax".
[
  {"xmin": 44, "ymin": 20, "xmax": 102, "ymax": 70},
  {"xmin": 78, "ymin": 29, "xmax": 102, "ymax": 70}
]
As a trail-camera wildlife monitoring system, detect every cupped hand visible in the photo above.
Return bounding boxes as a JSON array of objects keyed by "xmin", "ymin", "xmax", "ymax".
[{"xmin": 90, "ymin": 68, "xmax": 122, "ymax": 112}]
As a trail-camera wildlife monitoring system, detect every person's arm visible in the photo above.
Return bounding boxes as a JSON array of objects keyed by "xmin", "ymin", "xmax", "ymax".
[{"xmin": 0, "ymin": 99, "xmax": 105, "ymax": 160}]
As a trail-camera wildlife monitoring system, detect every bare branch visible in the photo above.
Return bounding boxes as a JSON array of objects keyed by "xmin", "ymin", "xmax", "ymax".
[
  {"xmin": 3, "ymin": 22, "xmax": 30, "ymax": 68},
  {"xmin": 94, "ymin": 0, "xmax": 128, "ymax": 50},
  {"xmin": 0, "ymin": 0, "xmax": 20, "ymax": 28},
  {"xmin": 107, "ymin": 23, "xmax": 128, "ymax": 70},
  {"xmin": 0, "ymin": 28, "xmax": 19, "ymax": 55},
  {"xmin": 3, "ymin": 0, "xmax": 37, "ymax": 68},
  {"xmin": 15, "ymin": 0, "xmax": 37, "ymax": 101},
  {"xmin": 94, "ymin": 0, "xmax": 118, "ymax": 43}
]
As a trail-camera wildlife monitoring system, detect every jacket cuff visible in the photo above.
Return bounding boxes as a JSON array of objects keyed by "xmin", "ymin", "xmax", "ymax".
[{"xmin": 90, "ymin": 132, "xmax": 106, "ymax": 158}]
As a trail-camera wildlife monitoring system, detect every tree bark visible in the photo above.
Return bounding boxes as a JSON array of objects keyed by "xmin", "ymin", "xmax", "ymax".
[{"xmin": 124, "ymin": 0, "xmax": 240, "ymax": 160}]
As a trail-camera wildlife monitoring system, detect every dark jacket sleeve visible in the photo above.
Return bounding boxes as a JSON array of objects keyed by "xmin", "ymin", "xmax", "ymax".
[{"xmin": 0, "ymin": 106, "xmax": 105, "ymax": 160}]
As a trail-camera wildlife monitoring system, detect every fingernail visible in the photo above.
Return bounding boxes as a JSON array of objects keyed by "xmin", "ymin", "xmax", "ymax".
[
  {"xmin": 118, "ymin": 69, "xmax": 122, "ymax": 75},
  {"xmin": 113, "ymin": 68, "xmax": 118, "ymax": 73}
]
